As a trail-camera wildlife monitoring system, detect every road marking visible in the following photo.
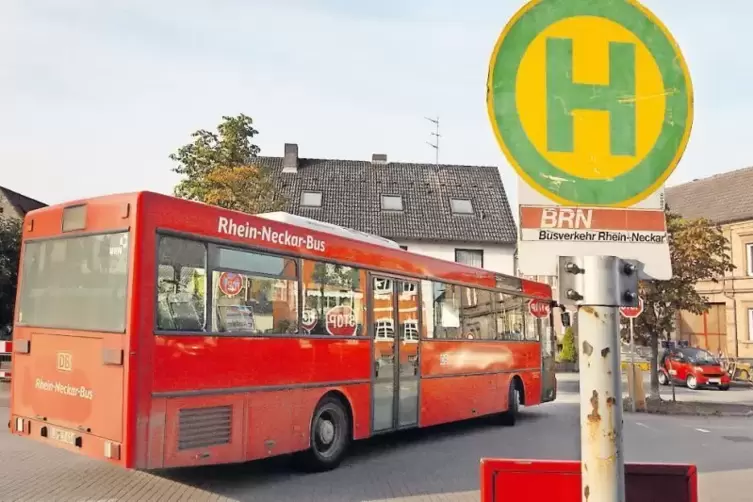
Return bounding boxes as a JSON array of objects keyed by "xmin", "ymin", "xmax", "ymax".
[
  {"xmin": 635, "ymin": 422, "xmax": 650, "ymax": 429},
  {"xmin": 695, "ymin": 428, "xmax": 710, "ymax": 433}
]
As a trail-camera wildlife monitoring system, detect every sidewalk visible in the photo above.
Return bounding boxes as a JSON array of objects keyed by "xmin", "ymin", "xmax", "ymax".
[
  {"xmin": 556, "ymin": 372, "xmax": 753, "ymax": 407},
  {"xmin": 699, "ymin": 469, "xmax": 753, "ymax": 502}
]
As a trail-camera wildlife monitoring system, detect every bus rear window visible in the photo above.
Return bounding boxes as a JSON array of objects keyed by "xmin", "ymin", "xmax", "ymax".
[{"xmin": 17, "ymin": 232, "xmax": 130, "ymax": 332}]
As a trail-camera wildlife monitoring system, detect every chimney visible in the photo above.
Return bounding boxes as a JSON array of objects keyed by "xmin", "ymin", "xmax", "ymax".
[
  {"xmin": 282, "ymin": 143, "xmax": 298, "ymax": 173},
  {"xmin": 372, "ymin": 153, "xmax": 387, "ymax": 164}
]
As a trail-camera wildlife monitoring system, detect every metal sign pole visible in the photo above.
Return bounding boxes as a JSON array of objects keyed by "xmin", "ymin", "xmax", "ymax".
[
  {"xmin": 560, "ymin": 256, "xmax": 636, "ymax": 502},
  {"xmin": 629, "ymin": 317, "xmax": 636, "ymax": 413}
]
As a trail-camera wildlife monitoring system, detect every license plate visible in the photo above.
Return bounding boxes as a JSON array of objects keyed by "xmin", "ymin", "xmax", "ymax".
[
  {"xmin": 709, "ymin": 378, "xmax": 721, "ymax": 384},
  {"xmin": 50, "ymin": 427, "xmax": 78, "ymax": 446}
]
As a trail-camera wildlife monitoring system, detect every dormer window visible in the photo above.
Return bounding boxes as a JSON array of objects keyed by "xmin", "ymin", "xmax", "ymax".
[
  {"xmin": 450, "ymin": 198, "xmax": 473, "ymax": 214},
  {"xmin": 381, "ymin": 194, "xmax": 403, "ymax": 211},
  {"xmin": 300, "ymin": 191, "xmax": 322, "ymax": 207}
]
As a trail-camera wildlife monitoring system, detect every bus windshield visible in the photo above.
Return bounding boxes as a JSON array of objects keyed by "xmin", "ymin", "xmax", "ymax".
[{"xmin": 17, "ymin": 231, "xmax": 130, "ymax": 332}]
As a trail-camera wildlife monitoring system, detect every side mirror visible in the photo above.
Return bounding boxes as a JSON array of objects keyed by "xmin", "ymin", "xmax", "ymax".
[{"xmin": 561, "ymin": 312, "xmax": 571, "ymax": 327}]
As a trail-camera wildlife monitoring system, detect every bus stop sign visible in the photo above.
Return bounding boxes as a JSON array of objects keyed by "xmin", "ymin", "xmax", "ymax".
[
  {"xmin": 486, "ymin": 0, "xmax": 693, "ymax": 207},
  {"xmin": 487, "ymin": 0, "xmax": 693, "ymax": 281}
]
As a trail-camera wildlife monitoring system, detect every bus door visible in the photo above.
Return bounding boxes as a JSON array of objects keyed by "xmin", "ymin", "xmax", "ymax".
[
  {"xmin": 541, "ymin": 308, "xmax": 558, "ymax": 402},
  {"xmin": 370, "ymin": 275, "xmax": 420, "ymax": 432}
]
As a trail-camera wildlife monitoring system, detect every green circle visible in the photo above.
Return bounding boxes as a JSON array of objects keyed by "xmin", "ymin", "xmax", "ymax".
[{"xmin": 488, "ymin": 0, "xmax": 692, "ymax": 206}]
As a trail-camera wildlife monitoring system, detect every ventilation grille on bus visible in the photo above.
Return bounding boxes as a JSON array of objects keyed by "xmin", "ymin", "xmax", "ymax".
[{"xmin": 177, "ymin": 405, "xmax": 232, "ymax": 451}]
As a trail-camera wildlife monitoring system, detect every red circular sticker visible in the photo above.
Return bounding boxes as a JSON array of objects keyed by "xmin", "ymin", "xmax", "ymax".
[
  {"xmin": 302, "ymin": 309, "xmax": 318, "ymax": 332},
  {"xmin": 528, "ymin": 299, "xmax": 550, "ymax": 319},
  {"xmin": 325, "ymin": 306, "xmax": 357, "ymax": 336},
  {"xmin": 218, "ymin": 272, "xmax": 243, "ymax": 297}
]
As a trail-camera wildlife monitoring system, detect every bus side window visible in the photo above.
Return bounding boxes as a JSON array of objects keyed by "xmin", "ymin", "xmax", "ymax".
[
  {"xmin": 301, "ymin": 260, "xmax": 366, "ymax": 336},
  {"xmin": 211, "ymin": 247, "xmax": 299, "ymax": 335},
  {"xmin": 523, "ymin": 310, "xmax": 541, "ymax": 341},
  {"xmin": 495, "ymin": 293, "xmax": 525, "ymax": 341},
  {"xmin": 460, "ymin": 287, "xmax": 495, "ymax": 340},
  {"xmin": 429, "ymin": 281, "xmax": 461, "ymax": 339},
  {"xmin": 156, "ymin": 235, "xmax": 207, "ymax": 332}
]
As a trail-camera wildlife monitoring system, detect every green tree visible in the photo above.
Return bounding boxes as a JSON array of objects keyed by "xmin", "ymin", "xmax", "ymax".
[
  {"xmin": 170, "ymin": 114, "xmax": 286, "ymax": 213},
  {"xmin": 203, "ymin": 165, "xmax": 284, "ymax": 214},
  {"xmin": 632, "ymin": 208, "xmax": 735, "ymax": 399},
  {"xmin": 0, "ymin": 217, "xmax": 22, "ymax": 332},
  {"xmin": 559, "ymin": 327, "xmax": 577, "ymax": 363}
]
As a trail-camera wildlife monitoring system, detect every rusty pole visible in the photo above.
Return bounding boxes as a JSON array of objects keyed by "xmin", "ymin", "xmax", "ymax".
[
  {"xmin": 578, "ymin": 304, "xmax": 625, "ymax": 502},
  {"xmin": 559, "ymin": 256, "xmax": 637, "ymax": 502}
]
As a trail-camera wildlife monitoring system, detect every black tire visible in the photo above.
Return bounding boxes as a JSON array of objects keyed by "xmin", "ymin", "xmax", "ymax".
[
  {"xmin": 295, "ymin": 396, "xmax": 351, "ymax": 472},
  {"xmin": 720, "ymin": 385, "xmax": 730, "ymax": 391},
  {"xmin": 500, "ymin": 382, "xmax": 520, "ymax": 426},
  {"xmin": 658, "ymin": 370, "xmax": 669, "ymax": 386}
]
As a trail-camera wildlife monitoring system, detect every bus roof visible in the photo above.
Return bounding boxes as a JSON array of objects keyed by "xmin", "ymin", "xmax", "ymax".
[{"xmin": 256, "ymin": 211, "xmax": 403, "ymax": 250}]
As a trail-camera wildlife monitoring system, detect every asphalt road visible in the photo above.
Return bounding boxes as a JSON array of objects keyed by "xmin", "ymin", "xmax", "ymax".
[{"xmin": 1, "ymin": 381, "xmax": 752, "ymax": 501}]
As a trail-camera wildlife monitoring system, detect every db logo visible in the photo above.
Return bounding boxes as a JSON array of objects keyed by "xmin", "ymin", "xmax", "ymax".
[{"xmin": 57, "ymin": 352, "xmax": 72, "ymax": 372}]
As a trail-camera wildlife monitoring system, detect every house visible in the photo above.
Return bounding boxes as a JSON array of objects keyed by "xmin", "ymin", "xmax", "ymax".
[
  {"xmin": 258, "ymin": 144, "xmax": 518, "ymax": 274},
  {"xmin": 666, "ymin": 166, "xmax": 753, "ymax": 358},
  {"xmin": 0, "ymin": 186, "xmax": 46, "ymax": 221}
]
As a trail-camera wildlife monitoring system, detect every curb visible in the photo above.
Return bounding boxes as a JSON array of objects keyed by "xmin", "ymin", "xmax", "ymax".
[
  {"xmin": 622, "ymin": 397, "xmax": 753, "ymax": 418},
  {"xmin": 626, "ymin": 410, "xmax": 753, "ymax": 418}
]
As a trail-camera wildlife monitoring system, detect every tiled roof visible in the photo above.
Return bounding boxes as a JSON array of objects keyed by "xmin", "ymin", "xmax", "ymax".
[
  {"xmin": 665, "ymin": 166, "xmax": 753, "ymax": 224},
  {"xmin": 0, "ymin": 186, "xmax": 46, "ymax": 216},
  {"xmin": 258, "ymin": 155, "xmax": 517, "ymax": 244}
]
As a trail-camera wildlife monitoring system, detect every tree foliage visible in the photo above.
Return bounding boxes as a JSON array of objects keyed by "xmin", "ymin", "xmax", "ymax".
[
  {"xmin": 0, "ymin": 217, "xmax": 22, "ymax": 332},
  {"xmin": 170, "ymin": 114, "xmax": 285, "ymax": 213},
  {"xmin": 559, "ymin": 327, "xmax": 577, "ymax": 363},
  {"xmin": 631, "ymin": 208, "xmax": 735, "ymax": 398},
  {"xmin": 203, "ymin": 165, "xmax": 284, "ymax": 214}
]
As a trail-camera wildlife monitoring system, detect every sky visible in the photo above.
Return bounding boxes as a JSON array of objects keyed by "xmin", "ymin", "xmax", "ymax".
[{"xmin": 1, "ymin": 0, "xmax": 750, "ymax": 211}]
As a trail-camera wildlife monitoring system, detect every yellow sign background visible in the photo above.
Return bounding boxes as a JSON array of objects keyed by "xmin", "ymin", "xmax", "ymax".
[{"xmin": 516, "ymin": 16, "xmax": 666, "ymax": 180}]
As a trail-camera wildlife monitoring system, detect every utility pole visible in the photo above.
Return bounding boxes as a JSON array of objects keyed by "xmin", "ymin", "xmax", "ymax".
[{"xmin": 425, "ymin": 116, "xmax": 440, "ymax": 164}]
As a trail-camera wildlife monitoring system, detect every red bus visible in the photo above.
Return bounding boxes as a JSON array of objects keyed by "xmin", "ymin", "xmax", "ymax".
[{"xmin": 9, "ymin": 191, "xmax": 557, "ymax": 471}]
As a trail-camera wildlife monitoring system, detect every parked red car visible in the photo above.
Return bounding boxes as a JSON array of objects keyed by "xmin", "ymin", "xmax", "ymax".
[{"xmin": 658, "ymin": 346, "xmax": 730, "ymax": 390}]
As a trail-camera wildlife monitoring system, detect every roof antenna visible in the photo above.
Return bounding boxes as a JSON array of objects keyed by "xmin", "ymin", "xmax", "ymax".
[{"xmin": 425, "ymin": 116, "xmax": 440, "ymax": 165}]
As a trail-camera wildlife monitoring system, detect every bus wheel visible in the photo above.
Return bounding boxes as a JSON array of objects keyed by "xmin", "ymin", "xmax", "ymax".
[
  {"xmin": 297, "ymin": 395, "xmax": 351, "ymax": 472},
  {"xmin": 500, "ymin": 382, "xmax": 520, "ymax": 426}
]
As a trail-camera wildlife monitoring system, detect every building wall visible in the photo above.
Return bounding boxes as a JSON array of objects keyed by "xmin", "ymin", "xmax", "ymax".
[
  {"xmin": 394, "ymin": 240, "xmax": 516, "ymax": 275},
  {"xmin": 687, "ymin": 219, "xmax": 753, "ymax": 359}
]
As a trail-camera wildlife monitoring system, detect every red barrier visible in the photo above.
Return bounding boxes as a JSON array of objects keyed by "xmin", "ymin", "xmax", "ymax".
[
  {"xmin": 480, "ymin": 459, "xmax": 697, "ymax": 502},
  {"xmin": 0, "ymin": 340, "xmax": 11, "ymax": 381}
]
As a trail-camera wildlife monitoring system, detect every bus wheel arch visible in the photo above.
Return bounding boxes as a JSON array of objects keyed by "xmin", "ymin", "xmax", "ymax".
[
  {"xmin": 500, "ymin": 375, "xmax": 524, "ymax": 426},
  {"xmin": 320, "ymin": 389, "xmax": 355, "ymax": 438},
  {"xmin": 511, "ymin": 375, "xmax": 526, "ymax": 406},
  {"xmin": 295, "ymin": 390, "xmax": 353, "ymax": 472}
]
